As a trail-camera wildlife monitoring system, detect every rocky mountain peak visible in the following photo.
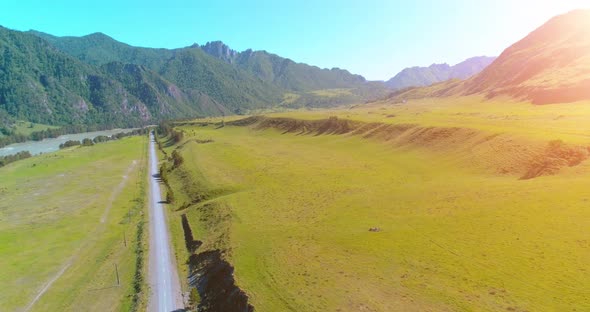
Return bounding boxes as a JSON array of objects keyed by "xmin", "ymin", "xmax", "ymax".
[{"xmin": 201, "ymin": 41, "xmax": 238, "ymax": 63}]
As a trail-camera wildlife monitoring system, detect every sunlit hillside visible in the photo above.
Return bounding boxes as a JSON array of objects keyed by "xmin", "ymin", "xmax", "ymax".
[{"xmin": 391, "ymin": 10, "xmax": 590, "ymax": 104}]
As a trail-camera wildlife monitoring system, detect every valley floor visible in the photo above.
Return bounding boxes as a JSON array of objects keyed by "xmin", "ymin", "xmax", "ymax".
[
  {"xmin": 162, "ymin": 98, "xmax": 590, "ymax": 311},
  {"xmin": 0, "ymin": 136, "xmax": 148, "ymax": 312}
]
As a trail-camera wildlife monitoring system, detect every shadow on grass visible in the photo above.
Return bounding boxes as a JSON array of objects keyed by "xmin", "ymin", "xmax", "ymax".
[
  {"xmin": 87, "ymin": 285, "xmax": 120, "ymax": 292},
  {"xmin": 162, "ymin": 137, "xmax": 176, "ymax": 148},
  {"xmin": 152, "ymin": 173, "xmax": 165, "ymax": 184}
]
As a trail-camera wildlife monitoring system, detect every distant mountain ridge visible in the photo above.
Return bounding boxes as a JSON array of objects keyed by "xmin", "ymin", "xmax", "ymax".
[
  {"xmin": 389, "ymin": 10, "xmax": 590, "ymax": 104},
  {"xmin": 385, "ymin": 56, "xmax": 496, "ymax": 90},
  {"xmin": 457, "ymin": 9, "xmax": 590, "ymax": 103}
]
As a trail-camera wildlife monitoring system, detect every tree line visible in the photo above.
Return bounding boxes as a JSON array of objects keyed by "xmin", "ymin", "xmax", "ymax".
[
  {"xmin": 0, "ymin": 150, "xmax": 31, "ymax": 167},
  {"xmin": 156, "ymin": 121, "xmax": 184, "ymax": 144},
  {"xmin": 58, "ymin": 128, "xmax": 150, "ymax": 149}
]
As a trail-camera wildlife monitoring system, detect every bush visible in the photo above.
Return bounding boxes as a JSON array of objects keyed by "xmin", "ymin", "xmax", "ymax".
[
  {"xmin": 0, "ymin": 150, "xmax": 32, "ymax": 167},
  {"xmin": 59, "ymin": 140, "xmax": 81, "ymax": 149},
  {"xmin": 171, "ymin": 150, "xmax": 184, "ymax": 168},
  {"xmin": 189, "ymin": 287, "xmax": 201, "ymax": 308},
  {"xmin": 170, "ymin": 129, "xmax": 184, "ymax": 144},
  {"xmin": 166, "ymin": 190, "xmax": 175, "ymax": 203},
  {"xmin": 93, "ymin": 135, "xmax": 111, "ymax": 143}
]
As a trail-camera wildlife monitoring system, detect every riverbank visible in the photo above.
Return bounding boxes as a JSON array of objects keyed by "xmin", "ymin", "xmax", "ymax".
[{"xmin": 0, "ymin": 128, "xmax": 139, "ymax": 157}]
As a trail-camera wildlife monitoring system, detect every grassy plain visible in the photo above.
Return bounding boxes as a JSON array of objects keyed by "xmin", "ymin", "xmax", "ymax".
[
  {"xmin": 163, "ymin": 97, "xmax": 590, "ymax": 311},
  {"xmin": 0, "ymin": 135, "xmax": 148, "ymax": 312}
]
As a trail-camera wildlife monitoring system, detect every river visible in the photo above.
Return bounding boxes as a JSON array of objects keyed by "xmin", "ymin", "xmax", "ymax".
[{"xmin": 0, "ymin": 129, "xmax": 137, "ymax": 157}]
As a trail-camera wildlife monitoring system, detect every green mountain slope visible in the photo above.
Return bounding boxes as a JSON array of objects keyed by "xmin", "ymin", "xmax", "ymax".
[
  {"xmin": 0, "ymin": 28, "xmax": 389, "ymax": 128},
  {"xmin": 157, "ymin": 47, "xmax": 284, "ymax": 113},
  {"xmin": 0, "ymin": 26, "xmax": 152, "ymax": 127},
  {"xmin": 33, "ymin": 31, "xmax": 285, "ymax": 112},
  {"xmin": 30, "ymin": 31, "xmax": 174, "ymax": 69},
  {"xmin": 33, "ymin": 31, "xmax": 388, "ymax": 112},
  {"xmin": 100, "ymin": 62, "xmax": 223, "ymax": 118}
]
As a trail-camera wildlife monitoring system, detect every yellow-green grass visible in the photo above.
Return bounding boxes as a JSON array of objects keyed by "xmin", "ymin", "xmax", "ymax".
[
  {"xmin": 0, "ymin": 135, "xmax": 148, "ymax": 312},
  {"xmin": 309, "ymin": 88, "xmax": 354, "ymax": 97},
  {"xmin": 261, "ymin": 96, "xmax": 590, "ymax": 144},
  {"xmin": 280, "ymin": 92, "xmax": 302, "ymax": 105},
  {"xmin": 164, "ymin": 112, "xmax": 590, "ymax": 311},
  {"xmin": 187, "ymin": 96, "xmax": 590, "ymax": 145}
]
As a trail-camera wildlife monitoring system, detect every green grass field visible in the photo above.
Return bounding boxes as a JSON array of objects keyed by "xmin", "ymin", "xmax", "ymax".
[
  {"xmin": 11, "ymin": 121, "xmax": 59, "ymax": 136},
  {"xmin": 162, "ymin": 98, "xmax": 590, "ymax": 311},
  {"xmin": 0, "ymin": 135, "xmax": 148, "ymax": 312}
]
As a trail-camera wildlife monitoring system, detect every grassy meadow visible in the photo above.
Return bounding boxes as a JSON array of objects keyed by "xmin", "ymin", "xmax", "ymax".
[
  {"xmin": 0, "ymin": 121, "xmax": 58, "ymax": 138},
  {"xmin": 10, "ymin": 121, "xmax": 59, "ymax": 136},
  {"xmin": 0, "ymin": 135, "xmax": 148, "ymax": 312},
  {"xmin": 161, "ymin": 97, "xmax": 590, "ymax": 311}
]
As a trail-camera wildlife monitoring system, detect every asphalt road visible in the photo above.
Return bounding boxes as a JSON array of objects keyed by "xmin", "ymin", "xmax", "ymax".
[{"xmin": 148, "ymin": 133, "xmax": 183, "ymax": 311}]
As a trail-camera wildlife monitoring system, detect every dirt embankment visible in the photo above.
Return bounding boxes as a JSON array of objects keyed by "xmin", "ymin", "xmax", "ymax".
[
  {"xmin": 159, "ymin": 135, "xmax": 253, "ymax": 311},
  {"xmin": 181, "ymin": 214, "xmax": 253, "ymax": 312},
  {"xmin": 520, "ymin": 140, "xmax": 589, "ymax": 179},
  {"xmin": 229, "ymin": 116, "xmax": 590, "ymax": 179}
]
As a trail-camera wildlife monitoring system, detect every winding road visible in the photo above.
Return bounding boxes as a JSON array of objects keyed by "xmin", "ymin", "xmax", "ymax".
[{"xmin": 148, "ymin": 133, "xmax": 183, "ymax": 312}]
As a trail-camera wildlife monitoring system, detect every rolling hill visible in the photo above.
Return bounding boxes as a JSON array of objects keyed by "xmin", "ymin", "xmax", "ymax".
[{"xmin": 385, "ymin": 56, "xmax": 495, "ymax": 90}]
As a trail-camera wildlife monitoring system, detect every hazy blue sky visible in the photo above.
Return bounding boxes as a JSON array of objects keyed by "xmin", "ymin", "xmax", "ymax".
[{"xmin": 1, "ymin": 0, "xmax": 588, "ymax": 80}]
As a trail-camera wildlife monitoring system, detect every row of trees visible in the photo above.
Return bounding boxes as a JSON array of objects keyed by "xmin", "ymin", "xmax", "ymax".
[
  {"xmin": 155, "ymin": 125, "xmax": 186, "ymax": 204},
  {"xmin": 158, "ymin": 162, "xmax": 175, "ymax": 204},
  {"xmin": 156, "ymin": 121, "xmax": 184, "ymax": 144},
  {"xmin": 59, "ymin": 128, "xmax": 150, "ymax": 150},
  {"xmin": 0, "ymin": 128, "xmax": 151, "ymax": 168},
  {"xmin": 0, "ymin": 151, "xmax": 32, "ymax": 167}
]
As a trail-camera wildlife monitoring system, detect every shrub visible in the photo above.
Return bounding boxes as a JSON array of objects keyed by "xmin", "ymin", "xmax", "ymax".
[
  {"xmin": 59, "ymin": 140, "xmax": 81, "ymax": 149},
  {"xmin": 171, "ymin": 150, "xmax": 184, "ymax": 168}
]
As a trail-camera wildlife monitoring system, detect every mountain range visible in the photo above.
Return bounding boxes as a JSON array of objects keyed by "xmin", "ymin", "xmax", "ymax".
[
  {"xmin": 390, "ymin": 10, "xmax": 590, "ymax": 104},
  {"xmin": 385, "ymin": 56, "xmax": 496, "ymax": 90},
  {"xmin": 0, "ymin": 28, "xmax": 387, "ymax": 128},
  {"xmin": 2, "ymin": 9, "xmax": 588, "ymax": 130}
]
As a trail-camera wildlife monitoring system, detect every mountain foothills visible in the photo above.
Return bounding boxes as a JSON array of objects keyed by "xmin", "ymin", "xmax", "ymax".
[
  {"xmin": 391, "ymin": 10, "xmax": 590, "ymax": 104},
  {"xmin": 385, "ymin": 56, "xmax": 496, "ymax": 90}
]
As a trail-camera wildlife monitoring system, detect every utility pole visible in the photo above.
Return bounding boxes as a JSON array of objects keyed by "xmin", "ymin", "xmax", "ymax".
[
  {"xmin": 115, "ymin": 264, "xmax": 120, "ymax": 286},
  {"xmin": 123, "ymin": 231, "xmax": 127, "ymax": 247}
]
